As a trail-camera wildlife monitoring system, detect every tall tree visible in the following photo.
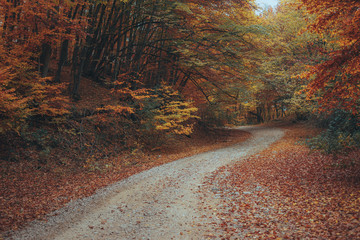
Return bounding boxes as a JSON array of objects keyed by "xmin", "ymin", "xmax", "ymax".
[
  {"xmin": 0, "ymin": 0, "xmax": 82, "ymax": 132},
  {"xmin": 246, "ymin": 0, "xmax": 333, "ymax": 122},
  {"xmin": 301, "ymin": 0, "xmax": 360, "ymax": 114}
]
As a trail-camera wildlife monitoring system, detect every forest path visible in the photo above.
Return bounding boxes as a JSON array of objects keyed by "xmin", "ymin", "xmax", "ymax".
[{"xmin": 10, "ymin": 126, "xmax": 284, "ymax": 240}]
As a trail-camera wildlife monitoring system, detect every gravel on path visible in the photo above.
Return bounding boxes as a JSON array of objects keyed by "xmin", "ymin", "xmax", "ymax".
[{"xmin": 6, "ymin": 126, "xmax": 284, "ymax": 240}]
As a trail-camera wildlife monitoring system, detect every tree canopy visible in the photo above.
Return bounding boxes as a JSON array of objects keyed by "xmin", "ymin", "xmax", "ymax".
[
  {"xmin": 301, "ymin": 0, "xmax": 360, "ymax": 114},
  {"xmin": 0, "ymin": 0, "xmax": 359, "ymax": 141}
]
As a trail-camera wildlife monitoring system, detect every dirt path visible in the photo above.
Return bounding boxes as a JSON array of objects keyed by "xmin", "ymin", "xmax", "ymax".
[{"xmin": 8, "ymin": 126, "xmax": 284, "ymax": 240}]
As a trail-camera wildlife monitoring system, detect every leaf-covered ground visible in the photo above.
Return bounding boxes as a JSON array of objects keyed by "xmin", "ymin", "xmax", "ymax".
[
  {"xmin": 0, "ymin": 127, "xmax": 250, "ymax": 234},
  {"xmin": 204, "ymin": 123, "xmax": 360, "ymax": 239}
]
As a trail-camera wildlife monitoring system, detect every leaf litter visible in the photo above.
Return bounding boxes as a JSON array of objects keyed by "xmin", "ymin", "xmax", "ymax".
[
  {"xmin": 0, "ymin": 127, "xmax": 250, "ymax": 234},
  {"xmin": 202, "ymin": 123, "xmax": 360, "ymax": 239}
]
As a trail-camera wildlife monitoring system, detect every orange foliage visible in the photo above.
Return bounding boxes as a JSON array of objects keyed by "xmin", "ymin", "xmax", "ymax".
[
  {"xmin": 0, "ymin": 67, "xmax": 29, "ymax": 133},
  {"xmin": 0, "ymin": 0, "xmax": 84, "ymax": 49},
  {"xmin": 0, "ymin": 0, "xmax": 84, "ymax": 132},
  {"xmin": 301, "ymin": 0, "xmax": 360, "ymax": 114},
  {"xmin": 0, "ymin": 43, "xmax": 69, "ymax": 133}
]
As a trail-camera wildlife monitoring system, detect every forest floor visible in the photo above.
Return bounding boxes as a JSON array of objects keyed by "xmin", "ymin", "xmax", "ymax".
[
  {"xmin": 203, "ymin": 123, "xmax": 360, "ymax": 239},
  {"xmin": 2, "ymin": 121, "xmax": 360, "ymax": 239},
  {"xmin": 0, "ymin": 75, "xmax": 254, "ymax": 235},
  {"xmin": 0, "ymin": 123, "xmax": 251, "ymax": 235},
  {"xmin": 3, "ymin": 125, "xmax": 283, "ymax": 239}
]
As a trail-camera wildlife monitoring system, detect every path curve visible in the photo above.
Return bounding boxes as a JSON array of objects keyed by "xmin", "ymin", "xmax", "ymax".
[{"xmin": 8, "ymin": 126, "xmax": 284, "ymax": 240}]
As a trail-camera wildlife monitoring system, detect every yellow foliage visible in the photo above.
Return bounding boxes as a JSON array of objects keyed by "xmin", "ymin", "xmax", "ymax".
[
  {"xmin": 96, "ymin": 105, "xmax": 134, "ymax": 115},
  {"xmin": 151, "ymin": 87, "xmax": 199, "ymax": 135},
  {"xmin": 153, "ymin": 101, "xmax": 199, "ymax": 134},
  {"xmin": 0, "ymin": 65, "xmax": 69, "ymax": 133}
]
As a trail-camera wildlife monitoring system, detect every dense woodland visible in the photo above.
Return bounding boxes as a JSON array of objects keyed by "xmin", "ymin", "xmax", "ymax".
[
  {"xmin": 1, "ymin": 0, "xmax": 359, "ymax": 164},
  {"xmin": 1, "ymin": 0, "xmax": 360, "ymax": 234}
]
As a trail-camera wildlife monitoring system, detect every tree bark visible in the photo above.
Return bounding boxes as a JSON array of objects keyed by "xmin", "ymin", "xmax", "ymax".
[{"xmin": 40, "ymin": 43, "xmax": 52, "ymax": 77}]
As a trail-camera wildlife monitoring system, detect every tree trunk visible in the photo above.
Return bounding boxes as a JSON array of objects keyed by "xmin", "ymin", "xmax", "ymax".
[
  {"xmin": 40, "ymin": 43, "xmax": 52, "ymax": 77},
  {"xmin": 54, "ymin": 39, "xmax": 69, "ymax": 82},
  {"xmin": 54, "ymin": 4, "xmax": 80, "ymax": 82}
]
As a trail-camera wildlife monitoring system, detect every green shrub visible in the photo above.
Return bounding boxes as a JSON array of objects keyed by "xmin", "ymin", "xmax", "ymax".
[{"xmin": 307, "ymin": 110, "xmax": 360, "ymax": 154}]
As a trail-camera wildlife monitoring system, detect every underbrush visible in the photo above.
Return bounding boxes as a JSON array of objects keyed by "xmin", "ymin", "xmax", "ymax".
[
  {"xmin": 0, "ymin": 75, "xmax": 252, "ymax": 233},
  {"xmin": 307, "ymin": 110, "xmax": 360, "ymax": 155}
]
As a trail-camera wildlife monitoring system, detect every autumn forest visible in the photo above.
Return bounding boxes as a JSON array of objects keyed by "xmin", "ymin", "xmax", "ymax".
[{"xmin": 1, "ymin": 0, "xmax": 360, "ymax": 237}]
